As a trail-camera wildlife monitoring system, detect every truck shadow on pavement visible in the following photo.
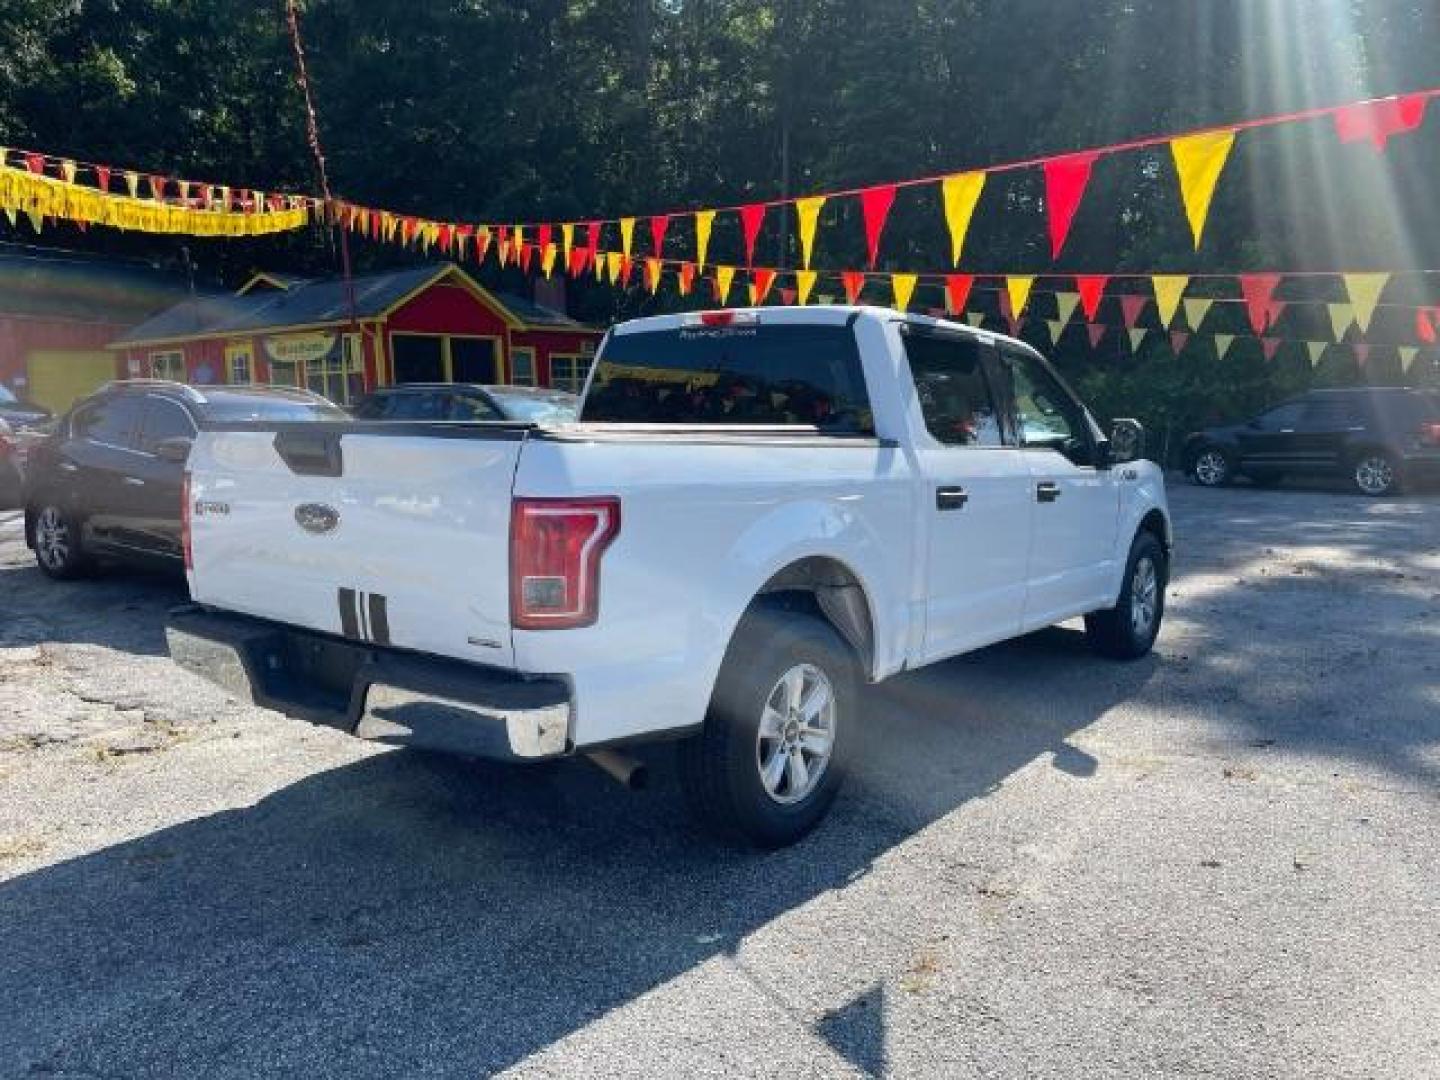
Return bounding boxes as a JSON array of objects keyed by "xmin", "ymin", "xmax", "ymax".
[{"xmin": 0, "ymin": 627, "xmax": 1147, "ymax": 1078}]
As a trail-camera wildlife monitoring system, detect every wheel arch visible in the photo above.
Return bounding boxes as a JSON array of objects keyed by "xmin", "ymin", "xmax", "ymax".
[{"xmin": 747, "ymin": 555, "xmax": 878, "ymax": 678}]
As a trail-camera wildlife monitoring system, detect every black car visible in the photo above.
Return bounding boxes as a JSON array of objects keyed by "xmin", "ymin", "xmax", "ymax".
[
  {"xmin": 1183, "ymin": 387, "xmax": 1440, "ymax": 496},
  {"xmin": 23, "ymin": 380, "xmax": 345, "ymax": 579},
  {"xmin": 0, "ymin": 418, "xmax": 23, "ymax": 509},
  {"xmin": 0, "ymin": 383, "xmax": 52, "ymax": 433},
  {"xmin": 349, "ymin": 383, "xmax": 579, "ymax": 424}
]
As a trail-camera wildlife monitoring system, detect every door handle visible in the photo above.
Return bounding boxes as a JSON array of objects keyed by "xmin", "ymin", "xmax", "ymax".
[
  {"xmin": 935, "ymin": 486, "xmax": 968, "ymax": 511},
  {"xmin": 122, "ymin": 476, "xmax": 146, "ymax": 486},
  {"xmin": 59, "ymin": 461, "xmax": 79, "ymax": 473},
  {"xmin": 1036, "ymin": 481, "xmax": 1061, "ymax": 503}
]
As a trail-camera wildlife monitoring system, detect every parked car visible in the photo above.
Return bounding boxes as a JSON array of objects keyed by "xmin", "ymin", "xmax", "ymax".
[
  {"xmin": 0, "ymin": 383, "xmax": 53, "ymax": 433},
  {"xmin": 167, "ymin": 307, "xmax": 1171, "ymax": 847},
  {"xmin": 23, "ymin": 380, "xmax": 346, "ymax": 578},
  {"xmin": 1183, "ymin": 387, "xmax": 1440, "ymax": 496},
  {"xmin": 349, "ymin": 383, "xmax": 579, "ymax": 424}
]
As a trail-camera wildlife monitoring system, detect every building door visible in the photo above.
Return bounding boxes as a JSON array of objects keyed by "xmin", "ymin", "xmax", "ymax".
[
  {"xmin": 451, "ymin": 338, "xmax": 498, "ymax": 383},
  {"xmin": 24, "ymin": 350, "xmax": 118, "ymax": 413},
  {"xmin": 391, "ymin": 335, "xmax": 445, "ymax": 383}
]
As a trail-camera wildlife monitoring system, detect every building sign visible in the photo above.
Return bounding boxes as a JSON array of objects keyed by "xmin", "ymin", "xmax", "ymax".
[{"xmin": 264, "ymin": 332, "xmax": 339, "ymax": 366}]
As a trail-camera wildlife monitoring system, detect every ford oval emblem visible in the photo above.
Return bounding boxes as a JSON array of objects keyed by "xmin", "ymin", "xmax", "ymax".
[{"xmin": 295, "ymin": 503, "xmax": 340, "ymax": 535}]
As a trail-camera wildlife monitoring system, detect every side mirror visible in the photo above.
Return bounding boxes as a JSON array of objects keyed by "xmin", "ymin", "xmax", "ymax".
[
  {"xmin": 1108, "ymin": 418, "xmax": 1146, "ymax": 464},
  {"xmin": 154, "ymin": 435, "xmax": 194, "ymax": 464}
]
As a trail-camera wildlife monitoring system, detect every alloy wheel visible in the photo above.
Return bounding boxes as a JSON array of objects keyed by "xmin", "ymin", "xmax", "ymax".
[
  {"xmin": 1130, "ymin": 556, "xmax": 1159, "ymax": 639},
  {"xmin": 1194, "ymin": 450, "xmax": 1228, "ymax": 486},
  {"xmin": 35, "ymin": 507, "xmax": 71, "ymax": 571},
  {"xmin": 755, "ymin": 662, "xmax": 836, "ymax": 805},
  {"xmin": 1354, "ymin": 455, "xmax": 1394, "ymax": 496}
]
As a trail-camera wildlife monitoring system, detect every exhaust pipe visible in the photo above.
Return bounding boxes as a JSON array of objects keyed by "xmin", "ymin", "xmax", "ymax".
[{"xmin": 586, "ymin": 749, "xmax": 649, "ymax": 790}]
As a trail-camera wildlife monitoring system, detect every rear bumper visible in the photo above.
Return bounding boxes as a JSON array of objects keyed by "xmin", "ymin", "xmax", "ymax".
[{"xmin": 166, "ymin": 606, "xmax": 571, "ymax": 760}]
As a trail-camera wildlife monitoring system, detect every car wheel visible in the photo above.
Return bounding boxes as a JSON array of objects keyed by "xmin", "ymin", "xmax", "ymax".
[
  {"xmin": 678, "ymin": 610, "xmax": 855, "ymax": 848},
  {"xmin": 31, "ymin": 503, "xmax": 90, "ymax": 579},
  {"xmin": 1352, "ymin": 451, "xmax": 1402, "ymax": 497},
  {"xmin": 1191, "ymin": 448, "xmax": 1231, "ymax": 487},
  {"xmin": 1085, "ymin": 531, "xmax": 1167, "ymax": 660}
]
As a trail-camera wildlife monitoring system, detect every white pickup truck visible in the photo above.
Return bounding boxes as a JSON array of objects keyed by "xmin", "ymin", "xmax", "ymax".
[{"xmin": 168, "ymin": 306, "xmax": 1171, "ymax": 846}]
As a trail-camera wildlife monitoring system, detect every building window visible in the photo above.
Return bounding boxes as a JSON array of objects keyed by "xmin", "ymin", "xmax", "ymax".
[
  {"xmin": 550, "ymin": 354, "xmax": 592, "ymax": 394},
  {"xmin": 305, "ymin": 335, "xmax": 364, "ymax": 404},
  {"xmin": 150, "ymin": 351, "xmax": 185, "ymax": 382},
  {"xmin": 510, "ymin": 347, "xmax": 537, "ymax": 386},
  {"xmin": 226, "ymin": 344, "xmax": 253, "ymax": 385}
]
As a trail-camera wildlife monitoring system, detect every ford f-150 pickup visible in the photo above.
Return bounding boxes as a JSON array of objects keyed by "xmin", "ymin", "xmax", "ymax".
[{"xmin": 167, "ymin": 306, "xmax": 1172, "ymax": 846}]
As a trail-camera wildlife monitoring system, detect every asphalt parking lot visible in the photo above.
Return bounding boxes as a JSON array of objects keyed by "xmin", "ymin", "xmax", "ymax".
[{"xmin": 1, "ymin": 482, "xmax": 1437, "ymax": 1079}]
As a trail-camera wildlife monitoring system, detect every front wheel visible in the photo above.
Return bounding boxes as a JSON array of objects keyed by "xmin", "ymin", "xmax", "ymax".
[
  {"xmin": 1352, "ymin": 451, "xmax": 1402, "ymax": 497},
  {"xmin": 678, "ymin": 611, "xmax": 856, "ymax": 848},
  {"xmin": 1085, "ymin": 531, "xmax": 1167, "ymax": 660},
  {"xmin": 31, "ymin": 503, "xmax": 90, "ymax": 580},
  {"xmin": 1191, "ymin": 448, "xmax": 1231, "ymax": 487}
]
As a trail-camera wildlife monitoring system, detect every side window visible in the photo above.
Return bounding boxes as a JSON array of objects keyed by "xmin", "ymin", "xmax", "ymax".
[
  {"xmin": 1253, "ymin": 402, "xmax": 1304, "ymax": 430},
  {"xmin": 72, "ymin": 397, "xmax": 144, "ymax": 448},
  {"xmin": 510, "ymin": 347, "xmax": 537, "ymax": 387},
  {"xmin": 448, "ymin": 395, "xmax": 503, "ymax": 421},
  {"xmin": 1300, "ymin": 398, "xmax": 1360, "ymax": 429},
  {"xmin": 903, "ymin": 332, "xmax": 1005, "ymax": 447},
  {"xmin": 995, "ymin": 348, "xmax": 1093, "ymax": 466},
  {"xmin": 138, "ymin": 398, "xmax": 196, "ymax": 454},
  {"xmin": 387, "ymin": 393, "xmax": 446, "ymax": 421}
]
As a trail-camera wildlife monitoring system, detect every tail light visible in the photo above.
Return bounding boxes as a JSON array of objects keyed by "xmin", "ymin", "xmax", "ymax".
[
  {"xmin": 181, "ymin": 471, "xmax": 193, "ymax": 571},
  {"xmin": 510, "ymin": 497, "xmax": 620, "ymax": 630},
  {"xmin": 1419, "ymin": 421, "xmax": 1440, "ymax": 446},
  {"xmin": 684, "ymin": 310, "xmax": 759, "ymax": 328}
]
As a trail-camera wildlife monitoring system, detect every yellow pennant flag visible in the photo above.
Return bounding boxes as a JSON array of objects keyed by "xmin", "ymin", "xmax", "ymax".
[
  {"xmin": 1342, "ymin": 273, "xmax": 1388, "ymax": 332},
  {"xmin": 125, "ymin": 171, "xmax": 140, "ymax": 198},
  {"xmin": 694, "ymin": 209, "xmax": 715, "ymax": 271},
  {"xmin": 1328, "ymin": 302, "xmax": 1355, "ymax": 341},
  {"xmin": 1128, "ymin": 328, "xmax": 1148, "ymax": 352},
  {"xmin": 645, "ymin": 257, "xmax": 662, "ymax": 293},
  {"xmin": 60, "ymin": 160, "xmax": 77, "ymax": 184},
  {"xmin": 794, "ymin": 196, "xmax": 825, "ymax": 269},
  {"xmin": 1046, "ymin": 320, "xmax": 1065, "ymax": 343},
  {"xmin": 561, "ymin": 223, "xmax": 575, "ymax": 261},
  {"xmin": 1171, "ymin": 130, "xmax": 1235, "ymax": 248},
  {"xmin": 1054, "ymin": 291, "xmax": 1081, "ymax": 325},
  {"xmin": 1399, "ymin": 346, "xmax": 1418, "ymax": 372},
  {"xmin": 891, "ymin": 272, "xmax": 918, "ymax": 311},
  {"xmin": 1152, "ymin": 275, "xmax": 1188, "ymax": 327},
  {"xmin": 747, "ymin": 283, "xmax": 759, "ymax": 305},
  {"xmin": 796, "ymin": 269, "xmax": 818, "ymax": 306},
  {"xmin": 1006, "ymin": 275, "xmax": 1035, "ymax": 318},
  {"xmin": 513, "ymin": 224, "xmax": 525, "ymax": 251},
  {"xmin": 605, "ymin": 251, "xmax": 624, "ymax": 284},
  {"xmin": 714, "ymin": 265, "xmax": 735, "ymax": 304},
  {"xmin": 941, "ymin": 172, "xmax": 986, "ymax": 266},
  {"xmin": 965, "ymin": 312, "xmax": 986, "ymax": 328},
  {"xmin": 619, "ymin": 217, "xmax": 635, "ymax": 258},
  {"xmin": 1307, "ymin": 341, "xmax": 1328, "ymax": 367},
  {"xmin": 541, "ymin": 243, "xmax": 558, "ymax": 278},
  {"xmin": 1183, "ymin": 298, "xmax": 1214, "ymax": 330},
  {"xmin": 593, "ymin": 248, "xmax": 604, "ymax": 281},
  {"xmin": 1214, "ymin": 334, "xmax": 1235, "ymax": 360}
]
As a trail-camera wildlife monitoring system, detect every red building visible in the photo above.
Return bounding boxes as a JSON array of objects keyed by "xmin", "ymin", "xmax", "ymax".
[
  {"xmin": 110, "ymin": 263, "xmax": 604, "ymax": 405},
  {"xmin": 0, "ymin": 247, "xmax": 190, "ymax": 411}
]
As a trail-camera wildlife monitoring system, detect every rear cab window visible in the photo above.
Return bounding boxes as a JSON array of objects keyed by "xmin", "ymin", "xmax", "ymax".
[
  {"xmin": 902, "ymin": 330, "xmax": 1006, "ymax": 447},
  {"xmin": 582, "ymin": 322, "xmax": 874, "ymax": 432}
]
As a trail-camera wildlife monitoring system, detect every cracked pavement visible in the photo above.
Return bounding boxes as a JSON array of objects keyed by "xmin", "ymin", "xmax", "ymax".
[{"xmin": 0, "ymin": 483, "xmax": 1438, "ymax": 1079}]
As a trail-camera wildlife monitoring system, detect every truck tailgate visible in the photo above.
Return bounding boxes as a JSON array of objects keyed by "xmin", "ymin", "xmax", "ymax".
[{"xmin": 187, "ymin": 424, "xmax": 525, "ymax": 669}]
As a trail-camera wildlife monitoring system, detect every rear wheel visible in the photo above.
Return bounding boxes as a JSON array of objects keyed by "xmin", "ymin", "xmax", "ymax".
[
  {"xmin": 678, "ymin": 611, "xmax": 855, "ymax": 848},
  {"xmin": 1191, "ymin": 448, "xmax": 1231, "ymax": 487},
  {"xmin": 31, "ymin": 503, "xmax": 90, "ymax": 580},
  {"xmin": 1352, "ymin": 451, "xmax": 1402, "ymax": 496},
  {"xmin": 1085, "ymin": 531, "xmax": 1166, "ymax": 660}
]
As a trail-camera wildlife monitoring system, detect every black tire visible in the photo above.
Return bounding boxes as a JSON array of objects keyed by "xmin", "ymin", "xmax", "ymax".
[
  {"xmin": 1350, "ymin": 449, "xmax": 1403, "ymax": 497},
  {"xmin": 29, "ymin": 502, "xmax": 91, "ymax": 580},
  {"xmin": 1085, "ymin": 531, "xmax": 1167, "ymax": 660},
  {"xmin": 678, "ymin": 609, "xmax": 856, "ymax": 848},
  {"xmin": 1190, "ymin": 447, "xmax": 1231, "ymax": 487}
]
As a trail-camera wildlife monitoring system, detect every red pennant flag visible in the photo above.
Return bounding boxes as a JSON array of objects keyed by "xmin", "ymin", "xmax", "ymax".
[
  {"xmin": 148, "ymin": 175, "xmax": 167, "ymax": 200},
  {"xmin": 944, "ymin": 274, "xmax": 974, "ymax": 316},
  {"xmin": 619, "ymin": 255, "xmax": 634, "ymax": 286},
  {"xmin": 1239, "ymin": 274, "xmax": 1283, "ymax": 334},
  {"xmin": 567, "ymin": 246, "xmax": 587, "ymax": 277},
  {"xmin": 1076, "ymin": 275, "xmax": 1109, "ymax": 321},
  {"xmin": 752, "ymin": 268, "xmax": 777, "ymax": 305},
  {"xmin": 24, "ymin": 153, "xmax": 45, "ymax": 175},
  {"xmin": 1261, "ymin": 337, "xmax": 1282, "ymax": 362},
  {"xmin": 678, "ymin": 262, "xmax": 696, "ymax": 296},
  {"xmin": 1417, "ymin": 307, "xmax": 1439, "ymax": 345},
  {"xmin": 94, "ymin": 166, "xmax": 111, "ymax": 192},
  {"xmin": 1354, "ymin": 342, "xmax": 1372, "ymax": 366},
  {"xmin": 1087, "ymin": 323, "xmax": 1106, "ymax": 348},
  {"xmin": 650, "ymin": 215, "xmax": 670, "ymax": 257},
  {"xmin": 1170, "ymin": 331, "xmax": 1190, "ymax": 356},
  {"xmin": 1120, "ymin": 294, "xmax": 1148, "ymax": 328},
  {"xmin": 1043, "ymin": 152, "xmax": 1099, "ymax": 259},
  {"xmin": 859, "ymin": 184, "xmax": 896, "ymax": 268},
  {"xmin": 585, "ymin": 221, "xmax": 602, "ymax": 253},
  {"xmin": 738, "ymin": 203, "xmax": 766, "ymax": 266},
  {"xmin": 841, "ymin": 270, "xmax": 866, "ymax": 305},
  {"xmin": 780, "ymin": 287, "xmax": 797, "ymax": 306},
  {"xmin": 438, "ymin": 224, "xmax": 454, "ymax": 252},
  {"xmin": 1333, "ymin": 93, "xmax": 1429, "ymax": 152},
  {"xmin": 403, "ymin": 217, "xmax": 419, "ymax": 244},
  {"xmin": 476, "ymin": 226, "xmax": 493, "ymax": 262},
  {"xmin": 537, "ymin": 224, "xmax": 552, "ymax": 252},
  {"xmin": 523, "ymin": 243, "xmax": 538, "ymax": 273}
]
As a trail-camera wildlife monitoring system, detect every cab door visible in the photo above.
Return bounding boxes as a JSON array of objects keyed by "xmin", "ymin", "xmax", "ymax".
[
  {"xmin": 991, "ymin": 345, "xmax": 1120, "ymax": 627},
  {"xmin": 127, "ymin": 395, "xmax": 197, "ymax": 558},
  {"xmin": 57, "ymin": 394, "xmax": 148, "ymax": 548},
  {"xmin": 902, "ymin": 328, "xmax": 1033, "ymax": 662},
  {"xmin": 1235, "ymin": 401, "xmax": 1306, "ymax": 472}
]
